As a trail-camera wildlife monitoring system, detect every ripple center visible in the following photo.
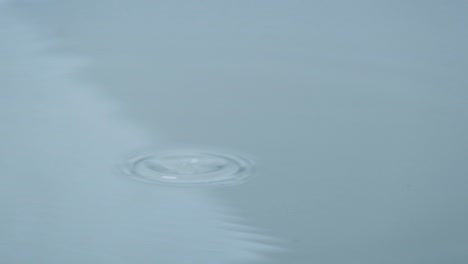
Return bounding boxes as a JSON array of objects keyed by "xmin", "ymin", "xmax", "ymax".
[{"xmin": 124, "ymin": 151, "xmax": 254, "ymax": 186}]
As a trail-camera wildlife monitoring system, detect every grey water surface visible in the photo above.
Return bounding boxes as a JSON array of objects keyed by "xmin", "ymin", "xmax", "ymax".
[{"xmin": 2, "ymin": 1, "xmax": 468, "ymax": 263}]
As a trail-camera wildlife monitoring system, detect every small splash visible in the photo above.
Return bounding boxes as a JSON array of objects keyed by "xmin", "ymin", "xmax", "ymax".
[{"xmin": 123, "ymin": 151, "xmax": 254, "ymax": 186}]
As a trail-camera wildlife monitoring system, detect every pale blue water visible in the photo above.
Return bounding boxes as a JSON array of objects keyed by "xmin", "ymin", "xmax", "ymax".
[{"xmin": 2, "ymin": 1, "xmax": 468, "ymax": 263}]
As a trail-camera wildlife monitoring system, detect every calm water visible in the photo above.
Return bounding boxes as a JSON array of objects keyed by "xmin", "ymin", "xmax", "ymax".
[{"xmin": 2, "ymin": 1, "xmax": 468, "ymax": 263}]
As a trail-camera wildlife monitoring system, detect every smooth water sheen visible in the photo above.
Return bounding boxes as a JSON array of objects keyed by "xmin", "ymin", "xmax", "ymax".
[{"xmin": 2, "ymin": 1, "xmax": 468, "ymax": 264}]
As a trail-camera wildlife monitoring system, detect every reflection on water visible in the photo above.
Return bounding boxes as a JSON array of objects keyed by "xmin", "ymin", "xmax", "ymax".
[{"xmin": 0, "ymin": 5, "xmax": 282, "ymax": 263}]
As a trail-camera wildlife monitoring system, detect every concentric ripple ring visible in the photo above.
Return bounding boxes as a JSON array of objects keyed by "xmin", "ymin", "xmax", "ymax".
[{"xmin": 123, "ymin": 151, "xmax": 254, "ymax": 186}]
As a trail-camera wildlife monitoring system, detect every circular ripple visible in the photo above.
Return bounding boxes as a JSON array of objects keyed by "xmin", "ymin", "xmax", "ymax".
[{"xmin": 124, "ymin": 151, "xmax": 254, "ymax": 186}]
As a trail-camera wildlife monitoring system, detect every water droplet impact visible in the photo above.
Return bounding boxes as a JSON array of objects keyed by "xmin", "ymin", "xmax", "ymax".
[{"xmin": 124, "ymin": 151, "xmax": 254, "ymax": 186}]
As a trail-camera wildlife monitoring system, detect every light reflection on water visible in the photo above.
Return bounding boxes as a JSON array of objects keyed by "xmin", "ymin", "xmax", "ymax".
[{"xmin": 0, "ymin": 5, "xmax": 283, "ymax": 263}]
